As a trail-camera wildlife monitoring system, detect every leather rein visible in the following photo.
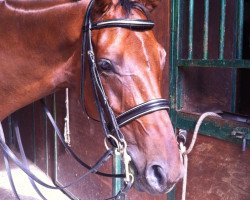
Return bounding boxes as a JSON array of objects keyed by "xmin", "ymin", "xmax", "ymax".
[{"xmin": 0, "ymin": 0, "xmax": 170, "ymax": 199}]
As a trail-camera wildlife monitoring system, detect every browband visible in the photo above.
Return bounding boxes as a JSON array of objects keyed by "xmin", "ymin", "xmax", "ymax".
[{"xmin": 91, "ymin": 19, "xmax": 154, "ymax": 30}]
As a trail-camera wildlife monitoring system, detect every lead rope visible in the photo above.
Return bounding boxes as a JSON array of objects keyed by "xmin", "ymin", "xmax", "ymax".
[{"xmin": 180, "ymin": 112, "xmax": 221, "ymax": 200}]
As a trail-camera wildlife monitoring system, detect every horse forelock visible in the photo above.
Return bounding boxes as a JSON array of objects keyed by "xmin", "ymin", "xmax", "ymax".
[
  {"xmin": 93, "ymin": 0, "xmax": 149, "ymax": 19},
  {"xmin": 118, "ymin": 0, "xmax": 149, "ymax": 17}
]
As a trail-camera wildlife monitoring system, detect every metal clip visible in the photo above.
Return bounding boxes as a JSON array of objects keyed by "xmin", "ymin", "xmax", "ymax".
[
  {"xmin": 104, "ymin": 134, "xmax": 122, "ymax": 153},
  {"xmin": 177, "ymin": 129, "xmax": 188, "ymax": 145},
  {"xmin": 231, "ymin": 127, "xmax": 250, "ymax": 151},
  {"xmin": 120, "ymin": 140, "xmax": 134, "ymax": 184},
  {"xmin": 105, "ymin": 136, "xmax": 134, "ymax": 185}
]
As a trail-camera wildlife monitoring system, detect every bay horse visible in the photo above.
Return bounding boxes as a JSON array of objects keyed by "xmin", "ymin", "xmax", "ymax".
[{"xmin": 0, "ymin": 0, "xmax": 184, "ymax": 196}]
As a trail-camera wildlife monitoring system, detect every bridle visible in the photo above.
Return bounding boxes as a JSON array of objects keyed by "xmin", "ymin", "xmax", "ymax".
[
  {"xmin": 81, "ymin": 0, "xmax": 170, "ymax": 145},
  {"xmin": 81, "ymin": 0, "xmax": 170, "ymax": 190},
  {"xmin": 0, "ymin": 0, "xmax": 170, "ymax": 199}
]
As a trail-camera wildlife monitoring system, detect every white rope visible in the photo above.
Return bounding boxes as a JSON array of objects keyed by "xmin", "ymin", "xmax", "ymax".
[
  {"xmin": 179, "ymin": 142, "xmax": 188, "ymax": 200},
  {"xmin": 64, "ymin": 88, "xmax": 71, "ymax": 146},
  {"xmin": 181, "ymin": 112, "xmax": 221, "ymax": 200}
]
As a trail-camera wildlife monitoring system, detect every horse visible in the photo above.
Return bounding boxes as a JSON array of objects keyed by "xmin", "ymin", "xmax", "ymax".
[{"xmin": 0, "ymin": 0, "xmax": 184, "ymax": 196}]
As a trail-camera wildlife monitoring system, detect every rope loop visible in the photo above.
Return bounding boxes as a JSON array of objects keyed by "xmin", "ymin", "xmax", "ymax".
[
  {"xmin": 180, "ymin": 112, "xmax": 221, "ymax": 200},
  {"xmin": 184, "ymin": 112, "xmax": 221, "ymax": 155}
]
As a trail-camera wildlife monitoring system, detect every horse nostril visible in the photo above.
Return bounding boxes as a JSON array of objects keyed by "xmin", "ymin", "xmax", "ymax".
[
  {"xmin": 146, "ymin": 164, "xmax": 167, "ymax": 190},
  {"xmin": 151, "ymin": 165, "xmax": 165, "ymax": 185}
]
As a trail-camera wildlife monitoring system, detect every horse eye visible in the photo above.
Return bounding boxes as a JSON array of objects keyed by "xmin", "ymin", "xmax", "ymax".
[{"xmin": 97, "ymin": 59, "xmax": 114, "ymax": 72}]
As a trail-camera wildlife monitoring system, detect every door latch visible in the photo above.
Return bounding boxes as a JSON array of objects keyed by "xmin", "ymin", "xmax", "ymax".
[{"xmin": 231, "ymin": 127, "xmax": 250, "ymax": 151}]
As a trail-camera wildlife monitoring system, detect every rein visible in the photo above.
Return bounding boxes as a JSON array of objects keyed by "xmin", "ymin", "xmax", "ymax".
[{"xmin": 0, "ymin": 0, "xmax": 170, "ymax": 199}]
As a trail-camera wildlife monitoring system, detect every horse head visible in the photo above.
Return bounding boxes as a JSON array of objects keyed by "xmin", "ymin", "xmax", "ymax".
[{"xmin": 84, "ymin": 0, "xmax": 184, "ymax": 194}]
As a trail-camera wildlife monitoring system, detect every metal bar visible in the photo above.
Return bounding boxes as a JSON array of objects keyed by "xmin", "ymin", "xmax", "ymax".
[
  {"xmin": 177, "ymin": 67, "xmax": 183, "ymax": 110},
  {"xmin": 169, "ymin": 0, "xmax": 182, "ymax": 199},
  {"xmin": 219, "ymin": 0, "xmax": 226, "ymax": 60},
  {"xmin": 188, "ymin": 0, "xmax": 194, "ymax": 59},
  {"xmin": 170, "ymin": 0, "xmax": 180, "ymax": 121},
  {"xmin": 178, "ymin": 59, "xmax": 250, "ymax": 68},
  {"xmin": 203, "ymin": 0, "xmax": 209, "ymax": 59},
  {"xmin": 176, "ymin": 111, "xmax": 250, "ymax": 145},
  {"xmin": 236, "ymin": 0, "xmax": 244, "ymax": 59},
  {"xmin": 230, "ymin": 0, "xmax": 244, "ymax": 112},
  {"xmin": 176, "ymin": 0, "xmax": 184, "ymax": 60},
  {"xmin": 176, "ymin": 0, "xmax": 184, "ymax": 110},
  {"xmin": 112, "ymin": 154, "xmax": 123, "ymax": 199},
  {"xmin": 169, "ymin": 0, "xmax": 184, "ymax": 198},
  {"xmin": 167, "ymin": 187, "xmax": 176, "ymax": 200}
]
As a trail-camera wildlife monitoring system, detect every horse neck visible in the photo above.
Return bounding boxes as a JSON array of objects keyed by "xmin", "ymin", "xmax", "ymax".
[{"xmin": 0, "ymin": 1, "xmax": 89, "ymax": 121}]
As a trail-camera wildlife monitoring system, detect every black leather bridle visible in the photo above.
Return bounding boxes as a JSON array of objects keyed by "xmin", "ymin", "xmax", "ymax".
[
  {"xmin": 0, "ymin": 0, "xmax": 170, "ymax": 199},
  {"xmin": 81, "ymin": 0, "xmax": 170, "ymax": 145}
]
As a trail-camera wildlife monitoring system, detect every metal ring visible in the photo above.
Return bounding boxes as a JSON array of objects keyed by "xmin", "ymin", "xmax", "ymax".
[
  {"xmin": 104, "ymin": 134, "xmax": 120, "ymax": 151},
  {"xmin": 128, "ymin": 173, "xmax": 134, "ymax": 184}
]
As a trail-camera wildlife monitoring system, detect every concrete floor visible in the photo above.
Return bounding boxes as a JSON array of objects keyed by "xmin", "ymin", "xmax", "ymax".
[{"xmin": 0, "ymin": 150, "xmax": 70, "ymax": 200}]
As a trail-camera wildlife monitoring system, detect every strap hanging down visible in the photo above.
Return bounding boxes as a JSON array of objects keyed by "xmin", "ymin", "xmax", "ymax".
[
  {"xmin": 0, "ymin": 122, "xmax": 20, "ymax": 199},
  {"xmin": 0, "ymin": 130, "xmax": 115, "ymax": 190},
  {"xmin": 40, "ymin": 100, "xmax": 125, "ymax": 178},
  {"xmin": 14, "ymin": 121, "xmax": 47, "ymax": 200}
]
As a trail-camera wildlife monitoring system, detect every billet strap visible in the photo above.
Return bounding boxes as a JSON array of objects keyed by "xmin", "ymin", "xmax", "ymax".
[{"xmin": 91, "ymin": 19, "xmax": 154, "ymax": 30}]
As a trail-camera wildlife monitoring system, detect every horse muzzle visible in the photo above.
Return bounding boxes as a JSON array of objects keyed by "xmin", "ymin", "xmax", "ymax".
[{"xmin": 129, "ymin": 155, "xmax": 184, "ymax": 195}]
